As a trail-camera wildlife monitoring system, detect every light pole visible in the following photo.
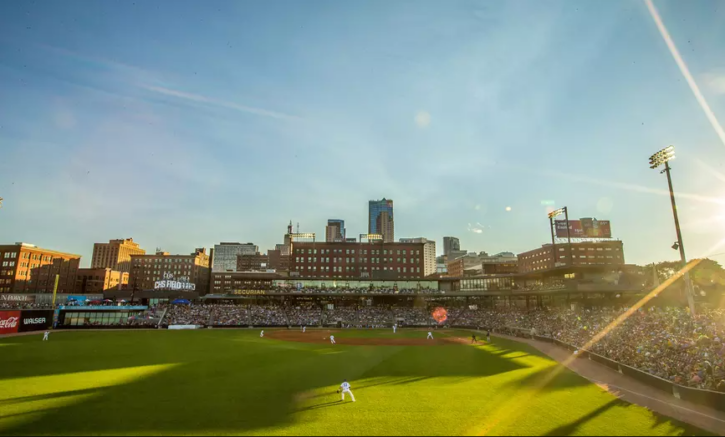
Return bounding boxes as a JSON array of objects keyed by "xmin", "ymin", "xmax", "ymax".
[
  {"xmin": 548, "ymin": 207, "xmax": 572, "ymax": 268},
  {"xmin": 649, "ymin": 145, "xmax": 696, "ymax": 315}
]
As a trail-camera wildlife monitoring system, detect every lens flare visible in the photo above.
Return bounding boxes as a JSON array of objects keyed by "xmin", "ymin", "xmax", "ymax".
[{"xmin": 432, "ymin": 307, "xmax": 448, "ymax": 324}]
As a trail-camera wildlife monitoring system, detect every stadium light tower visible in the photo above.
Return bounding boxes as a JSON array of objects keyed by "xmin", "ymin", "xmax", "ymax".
[
  {"xmin": 649, "ymin": 145, "xmax": 696, "ymax": 315},
  {"xmin": 548, "ymin": 207, "xmax": 572, "ymax": 267}
]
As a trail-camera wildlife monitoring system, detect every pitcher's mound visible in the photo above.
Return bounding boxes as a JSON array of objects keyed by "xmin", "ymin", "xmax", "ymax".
[{"xmin": 267, "ymin": 330, "xmax": 468, "ymax": 346}]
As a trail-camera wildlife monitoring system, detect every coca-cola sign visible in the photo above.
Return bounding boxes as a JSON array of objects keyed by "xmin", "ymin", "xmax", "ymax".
[{"xmin": 0, "ymin": 311, "xmax": 21, "ymax": 335}]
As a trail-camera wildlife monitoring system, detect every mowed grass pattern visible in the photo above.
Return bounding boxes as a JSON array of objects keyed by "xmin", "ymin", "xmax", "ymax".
[{"xmin": 0, "ymin": 330, "xmax": 708, "ymax": 436}]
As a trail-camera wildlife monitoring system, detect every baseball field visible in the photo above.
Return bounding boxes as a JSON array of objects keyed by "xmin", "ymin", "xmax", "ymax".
[{"xmin": 0, "ymin": 329, "xmax": 708, "ymax": 436}]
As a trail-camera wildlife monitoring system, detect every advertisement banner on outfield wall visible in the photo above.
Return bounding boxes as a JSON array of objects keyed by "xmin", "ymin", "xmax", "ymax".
[
  {"xmin": 555, "ymin": 219, "xmax": 612, "ymax": 239},
  {"xmin": 19, "ymin": 310, "xmax": 53, "ymax": 333},
  {"xmin": 0, "ymin": 311, "xmax": 21, "ymax": 335},
  {"xmin": 169, "ymin": 325, "xmax": 198, "ymax": 330},
  {"xmin": 0, "ymin": 294, "xmax": 36, "ymax": 303}
]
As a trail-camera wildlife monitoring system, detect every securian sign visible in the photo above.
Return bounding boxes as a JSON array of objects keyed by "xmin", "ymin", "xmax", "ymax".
[{"xmin": 154, "ymin": 272, "xmax": 196, "ymax": 291}]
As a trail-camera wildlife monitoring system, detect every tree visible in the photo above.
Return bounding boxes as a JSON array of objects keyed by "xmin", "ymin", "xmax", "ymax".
[{"xmin": 652, "ymin": 258, "xmax": 725, "ymax": 289}]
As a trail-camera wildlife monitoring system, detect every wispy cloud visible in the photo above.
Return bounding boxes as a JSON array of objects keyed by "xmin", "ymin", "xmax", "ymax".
[
  {"xmin": 468, "ymin": 222, "xmax": 485, "ymax": 234},
  {"xmin": 702, "ymin": 73, "xmax": 725, "ymax": 95},
  {"xmin": 142, "ymin": 85, "xmax": 301, "ymax": 121},
  {"xmin": 37, "ymin": 43, "xmax": 160, "ymax": 84}
]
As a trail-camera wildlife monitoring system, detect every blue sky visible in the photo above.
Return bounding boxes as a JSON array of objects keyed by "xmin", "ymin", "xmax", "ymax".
[{"xmin": 1, "ymin": 0, "xmax": 725, "ymax": 267}]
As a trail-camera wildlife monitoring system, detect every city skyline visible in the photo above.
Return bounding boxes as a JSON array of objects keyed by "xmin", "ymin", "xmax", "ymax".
[{"xmin": 1, "ymin": 1, "xmax": 725, "ymax": 267}]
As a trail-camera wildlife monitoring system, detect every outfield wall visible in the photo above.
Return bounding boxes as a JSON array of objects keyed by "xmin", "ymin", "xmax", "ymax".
[
  {"xmin": 498, "ymin": 328, "xmax": 725, "ymax": 414},
  {"xmin": 0, "ymin": 310, "xmax": 53, "ymax": 335}
]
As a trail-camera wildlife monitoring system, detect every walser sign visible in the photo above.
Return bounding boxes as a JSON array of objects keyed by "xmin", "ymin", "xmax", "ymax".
[
  {"xmin": 0, "ymin": 310, "xmax": 52, "ymax": 335},
  {"xmin": 19, "ymin": 310, "xmax": 53, "ymax": 332}
]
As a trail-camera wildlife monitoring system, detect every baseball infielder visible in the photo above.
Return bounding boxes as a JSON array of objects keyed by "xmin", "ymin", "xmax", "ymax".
[
  {"xmin": 427, "ymin": 331, "xmax": 434, "ymax": 340},
  {"xmin": 339, "ymin": 379, "xmax": 356, "ymax": 402},
  {"xmin": 43, "ymin": 331, "xmax": 50, "ymax": 341},
  {"xmin": 260, "ymin": 330, "xmax": 264, "ymax": 338},
  {"xmin": 330, "ymin": 335, "xmax": 336, "ymax": 344},
  {"xmin": 393, "ymin": 324, "xmax": 397, "ymax": 334},
  {"xmin": 303, "ymin": 326, "xmax": 306, "ymax": 333}
]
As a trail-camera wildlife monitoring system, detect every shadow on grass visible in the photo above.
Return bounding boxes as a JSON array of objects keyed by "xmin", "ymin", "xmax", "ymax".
[
  {"xmin": 11, "ymin": 331, "xmax": 705, "ymax": 436},
  {"xmin": 543, "ymin": 399, "xmax": 626, "ymax": 436},
  {"xmin": 542, "ymin": 398, "xmax": 713, "ymax": 437},
  {"xmin": 297, "ymin": 400, "xmax": 345, "ymax": 412},
  {"xmin": 0, "ymin": 388, "xmax": 100, "ymax": 407},
  {"xmin": 504, "ymin": 365, "xmax": 592, "ymax": 392}
]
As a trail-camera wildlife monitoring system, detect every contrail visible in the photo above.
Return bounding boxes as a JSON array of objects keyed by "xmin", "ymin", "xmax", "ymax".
[{"xmin": 644, "ymin": 0, "xmax": 725, "ymax": 148}]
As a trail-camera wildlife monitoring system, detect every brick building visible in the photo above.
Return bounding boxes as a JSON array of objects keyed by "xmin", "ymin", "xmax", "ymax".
[
  {"xmin": 212, "ymin": 242, "xmax": 258, "ymax": 272},
  {"xmin": 398, "ymin": 238, "xmax": 437, "ymax": 277},
  {"xmin": 236, "ymin": 253, "xmax": 269, "ymax": 272},
  {"xmin": 129, "ymin": 248, "xmax": 211, "ymax": 294},
  {"xmin": 447, "ymin": 258, "xmax": 465, "ymax": 277},
  {"xmin": 210, "ymin": 272, "xmax": 281, "ymax": 294},
  {"xmin": 447, "ymin": 252, "xmax": 518, "ymax": 277},
  {"xmin": 91, "ymin": 238, "xmax": 145, "ymax": 273},
  {"xmin": 75, "ymin": 268, "xmax": 129, "ymax": 294},
  {"xmin": 483, "ymin": 262, "xmax": 519, "ymax": 275},
  {"xmin": 290, "ymin": 240, "xmax": 434, "ymax": 280},
  {"xmin": 0, "ymin": 243, "xmax": 81, "ymax": 294},
  {"xmin": 267, "ymin": 249, "xmax": 289, "ymax": 273},
  {"xmin": 518, "ymin": 240, "xmax": 625, "ymax": 274}
]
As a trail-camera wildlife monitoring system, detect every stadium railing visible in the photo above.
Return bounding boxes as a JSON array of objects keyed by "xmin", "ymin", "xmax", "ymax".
[{"xmin": 511, "ymin": 333, "xmax": 725, "ymax": 414}]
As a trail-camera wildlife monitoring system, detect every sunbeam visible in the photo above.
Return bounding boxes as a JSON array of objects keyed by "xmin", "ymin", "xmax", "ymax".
[
  {"xmin": 476, "ymin": 260, "xmax": 702, "ymax": 435},
  {"xmin": 644, "ymin": 0, "xmax": 725, "ymax": 148}
]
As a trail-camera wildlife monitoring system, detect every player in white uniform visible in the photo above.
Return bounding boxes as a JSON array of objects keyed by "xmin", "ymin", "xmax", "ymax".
[
  {"xmin": 260, "ymin": 330, "xmax": 264, "ymax": 338},
  {"xmin": 393, "ymin": 324, "xmax": 397, "ymax": 334},
  {"xmin": 427, "ymin": 331, "xmax": 434, "ymax": 340},
  {"xmin": 339, "ymin": 380, "xmax": 356, "ymax": 402},
  {"xmin": 303, "ymin": 326, "xmax": 306, "ymax": 333},
  {"xmin": 43, "ymin": 331, "xmax": 50, "ymax": 341},
  {"xmin": 330, "ymin": 335, "xmax": 336, "ymax": 344}
]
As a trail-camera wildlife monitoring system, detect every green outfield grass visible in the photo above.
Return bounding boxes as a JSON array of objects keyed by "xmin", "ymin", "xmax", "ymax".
[{"xmin": 0, "ymin": 329, "xmax": 708, "ymax": 436}]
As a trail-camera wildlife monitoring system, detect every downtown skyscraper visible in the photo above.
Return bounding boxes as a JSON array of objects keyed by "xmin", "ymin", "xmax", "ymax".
[
  {"xmin": 325, "ymin": 219, "xmax": 345, "ymax": 242},
  {"xmin": 369, "ymin": 198, "xmax": 394, "ymax": 243}
]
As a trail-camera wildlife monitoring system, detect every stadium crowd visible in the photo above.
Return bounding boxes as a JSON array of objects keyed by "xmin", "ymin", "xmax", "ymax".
[
  {"xmin": 160, "ymin": 303, "xmax": 725, "ymax": 391},
  {"xmin": 270, "ymin": 286, "xmax": 440, "ymax": 295},
  {"xmin": 162, "ymin": 303, "xmax": 437, "ymax": 328},
  {"xmin": 447, "ymin": 306, "xmax": 725, "ymax": 392},
  {"xmin": 6, "ymin": 296, "xmax": 724, "ymax": 392},
  {"xmin": 0, "ymin": 302, "xmax": 54, "ymax": 310}
]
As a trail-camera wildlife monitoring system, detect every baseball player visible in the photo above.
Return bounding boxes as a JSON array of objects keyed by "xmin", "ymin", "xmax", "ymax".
[
  {"xmin": 393, "ymin": 324, "xmax": 397, "ymax": 334},
  {"xmin": 260, "ymin": 330, "xmax": 264, "ymax": 338},
  {"xmin": 472, "ymin": 334, "xmax": 477, "ymax": 344},
  {"xmin": 43, "ymin": 331, "xmax": 50, "ymax": 341},
  {"xmin": 330, "ymin": 335, "xmax": 336, "ymax": 344},
  {"xmin": 303, "ymin": 326, "xmax": 306, "ymax": 333},
  {"xmin": 339, "ymin": 379, "xmax": 356, "ymax": 402},
  {"xmin": 486, "ymin": 330, "xmax": 491, "ymax": 342},
  {"xmin": 427, "ymin": 331, "xmax": 434, "ymax": 340}
]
